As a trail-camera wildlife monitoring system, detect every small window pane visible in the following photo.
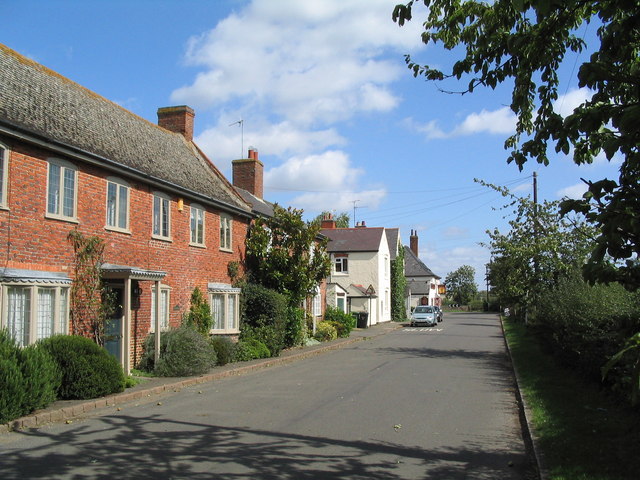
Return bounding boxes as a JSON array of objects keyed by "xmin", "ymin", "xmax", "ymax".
[
  {"xmin": 37, "ymin": 288, "xmax": 56, "ymax": 340},
  {"xmin": 7, "ymin": 287, "xmax": 30, "ymax": 347},
  {"xmin": 211, "ymin": 294, "xmax": 224, "ymax": 330},
  {"xmin": 107, "ymin": 182, "xmax": 117, "ymax": 226},
  {"xmin": 227, "ymin": 294, "xmax": 236, "ymax": 330},
  {"xmin": 48, "ymin": 163, "xmax": 61, "ymax": 214},
  {"xmin": 63, "ymin": 168, "xmax": 75, "ymax": 217},
  {"xmin": 118, "ymin": 185, "xmax": 128, "ymax": 229}
]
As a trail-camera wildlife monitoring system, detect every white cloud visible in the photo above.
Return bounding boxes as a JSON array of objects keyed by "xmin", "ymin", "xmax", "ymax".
[
  {"xmin": 292, "ymin": 189, "xmax": 387, "ymax": 215},
  {"xmin": 407, "ymin": 106, "xmax": 517, "ymax": 140},
  {"xmin": 265, "ymin": 150, "xmax": 363, "ymax": 192},
  {"xmin": 171, "ymin": 0, "xmax": 423, "ymax": 126},
  {"xmin": 442, "ymin": 226, "xmax": 468, "ymax": 239},
  {"xmin": 452, "ymin": 107, "xmax": 517, "ymax": 136},
  {"xmin": 554, "ymin": 87, "xmax": 593, "ymax": 118},
  {"xmin": 557, "ymin": 182, "xmax": 588, "ymax": 199}
]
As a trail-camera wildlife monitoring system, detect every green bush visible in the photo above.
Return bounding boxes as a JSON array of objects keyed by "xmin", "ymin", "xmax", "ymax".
[
  {"xmin": 314, "ymin": 321, "xmax": 337, "ymax": 342},
  {"xmin": 324, "ymin": 306, "xmax": 355, "ymax": 337},
  {"xmin": 325, "ymin": 321, "xmax": 347, "ymax": 338},
  {"xmin": 284, "ymin": 306, "xmax": 307, "ymax": 348},
  {"xmin": 0, "ymin": 330, "xmax": 61, "ymax": 424},
  {"xmin": 210, "ymin": 336, "xmax": 236, "ymax": 366},
  {"xmin": 18, "ymin": 344, "xmax": 60, "ymax": 413},
  {"xmin": 234, "ymin": 338, "xmax": 271, "ymax": 361},
  {"xmin": 139, "ymin": 326, "xmax": 216, "ymax": 377},
  {"xmin": 40, "ymin": 335, "xmax": 125, "ymax": 400},
  {"xmin": 533, "ymin": 274, "xmax": 640, "ymax": 399},
  {"xmin": 240, "ymin": 283, "xmax": 288, "ymax": 356}
]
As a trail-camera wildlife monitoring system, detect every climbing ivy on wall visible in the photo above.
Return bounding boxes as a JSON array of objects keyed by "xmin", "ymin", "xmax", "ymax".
[
  {"xmin": 390, "ymin": 242, "xmax": 407, "ymax": 321},
  {"xmin": 67, "ymin": 229, "xmax": 113, "ymax": 345}
]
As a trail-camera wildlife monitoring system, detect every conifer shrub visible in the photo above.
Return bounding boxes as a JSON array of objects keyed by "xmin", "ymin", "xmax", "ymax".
[
  {"xmin": 0, "ymin": 356, "xmax": 25, "ymax": 424},
  {"xmin": 314, "ymin": 321, "xmax": 338, "ymax": 342},
  {"xmin": 210, "ymin": 336, "xmax": 236, "ymax": 366},
  {"xmin": 40, "ymin": 335, "xmax": 125, "ymax": 400},
  {"xmin": 234, "ymin": 338, "xmax": 271, "ymax": 361},
  {"xmin": 139, "ymin": 326, "xmax": 216, "ymax": 377},
  {"xmin": 18, "ymin": 343, "xmax": 60, "ymax": 413}
]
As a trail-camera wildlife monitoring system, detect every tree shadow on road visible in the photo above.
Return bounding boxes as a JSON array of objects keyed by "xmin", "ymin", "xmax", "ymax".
[{"xmin": 2, "ymin": 413, "xmax": 535, "ymax": 480}]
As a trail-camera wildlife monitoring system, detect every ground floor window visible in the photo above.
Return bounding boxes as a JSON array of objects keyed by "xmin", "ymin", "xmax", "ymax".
[
  {"xmin": 209, "ymin": 283, "xmax": 240, "ymax": 334},
  {"xmin": 1, "ymin": 282, "xmax": 69, "ymax": 347},
  {"xmin": 312, "ymin": 288, "xmax": 322, "ymax": 317},
  {"xmin": 150, "ymin": 285, "xmax": 170, "ymax": 331}
]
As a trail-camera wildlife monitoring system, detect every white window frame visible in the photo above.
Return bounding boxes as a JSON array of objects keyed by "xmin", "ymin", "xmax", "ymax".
[
  {"xmin": 152, "ymin": 192, "xmax": 171, "ymax": 240},
  {"xmin": 209, "ymin": 284, "xmax": 240, "ymax": 334},
  {"xmin": 0, "ymin": 142, "xmax": 8, "ymax": 209},
  {"xmin": 312, "ymin": 287, "xmax": 322, "ymax": 317},
  {"xmin": 46, "ymin": 158, "xmax": 78, "ymax": 222},
  {"xmin": 334, "ymin": 256, "xmax": 348, "ymax": 274},
  {"xmin": 0, "ymin": 283, "xmax": 69, "ymax": 347},
  {"xmin": 150, "ymin": 285, "xmax": 170, "ymax": 332},
  {"xmin": 219, "ymin": 214, "xmax": 232, "ymax": 251},
  {"xmin": 190, "ymin": 204, "xmax": 206, "ymax": 247},
  {"xmin": 105, "ymin": 177, "xmax": 130, "ymax": 233}
]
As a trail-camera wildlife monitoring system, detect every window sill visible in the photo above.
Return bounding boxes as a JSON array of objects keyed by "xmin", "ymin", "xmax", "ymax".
[
  {"xmin": 189, "ymin": 242, "xmax": 207, "ymax": 249},
  {"xmin": 105, "ymin": 226, "xmax": 132, "ymax": 235},
  {"xmin": 219, "ymin": 247, "xmax": 233, "ymax": 253},
  {"xmin": 151, "ymin": 234, "xmax": 173, "ymax": 243},
  {"xmin": 210, "ymin": 329, "xmax": 240, "ymax": 335},
  {"xmin": 45, "ymin": 213, "xmax": 79, "ymax": 224}
]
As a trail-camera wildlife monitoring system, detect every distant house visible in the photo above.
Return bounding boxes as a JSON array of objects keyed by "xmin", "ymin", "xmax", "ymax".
[
  {"xmin": 0, "ymin": 44, "xmax": 253, "ymax": 373},
  {"xmin": 405, "ymin": 230, "xmax": 442, "ymax": 309},
  {"xmin": 320, "ymin": 215, "xmax": 391, "ymax": 326},
  {"xmin": 231, "ymin": 148, "xmax": 327, "ymax": 325}
]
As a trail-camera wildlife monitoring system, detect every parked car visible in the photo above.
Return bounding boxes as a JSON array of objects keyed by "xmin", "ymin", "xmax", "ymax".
[
  {"xmin": 410, "ymin": 306, "xmax": 437, "ymax": 327},
  {"xmin": 434, "ymin": 306, "xmax": 443, "ymax": 322}
]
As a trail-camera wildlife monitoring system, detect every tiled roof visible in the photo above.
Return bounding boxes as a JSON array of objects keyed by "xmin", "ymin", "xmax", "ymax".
[
  {"xmin": 404, "ymin": 245, "xmax": 440, "ymax": 279},
  {"xmin": 320, "ymin": 227, "xmax": 385, "ymax": 252},
  {"xmin": 385, "ymin": 228, "xmax": 400, "ymax": 260},
  {"xmin": 235, "ymin": 187, "xmax": 275, "ymax": 218},
  {"xmin": 0, "ymin": 44, "xmax": 250, "ymax": 215}
]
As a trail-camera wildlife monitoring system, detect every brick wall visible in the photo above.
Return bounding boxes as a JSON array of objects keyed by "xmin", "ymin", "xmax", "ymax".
[{"xmin": 1, "ymin": 139, "xmax": 249, "ymax": 366}]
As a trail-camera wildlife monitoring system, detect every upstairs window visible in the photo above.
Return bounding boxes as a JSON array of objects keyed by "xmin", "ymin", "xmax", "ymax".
[
  {"xmin": 335, "ymin": 256, "xmax": 348, "ymax": 274},
  {"xmin": 220, "ymin": 214, "xmax": 232, "ymax": 251},
  {"xmin": 47, "ymin": 159, "xmax": 77, "ymax": 221},
  {"xmin": 0, "ymin": 143, "xmax": 7, "ymax": 208},
  {"xmin": 190, "ymin": 204, "xmax": 205, "ymax": 246},
  {"xmin": 106, "ymin": 178, "xmax": 130, "ymax": 232},
  {"xmin": 152, "ymin": 192, "xmax": 171, "ymax": 240}
]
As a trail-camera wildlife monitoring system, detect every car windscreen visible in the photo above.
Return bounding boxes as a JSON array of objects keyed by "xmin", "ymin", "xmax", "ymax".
[{"xmin": 414, "ymin": 306, "xmax": 433, "ymax": 313}]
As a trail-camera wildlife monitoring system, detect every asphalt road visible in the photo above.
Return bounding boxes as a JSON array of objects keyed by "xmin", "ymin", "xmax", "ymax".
[{"xmin": 0, "ymin": 312, "xmax": 536, "ymax": 479}]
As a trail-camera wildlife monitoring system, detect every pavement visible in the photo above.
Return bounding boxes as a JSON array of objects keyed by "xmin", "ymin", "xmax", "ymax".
[{"xmin": 2, "ymin": 321, "xmax": 401, "ymax": 434}]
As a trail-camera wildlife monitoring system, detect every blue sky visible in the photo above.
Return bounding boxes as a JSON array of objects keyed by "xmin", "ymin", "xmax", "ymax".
[{"xmin": 1, "ymin": 0, "xmax": 619, "ymax": 287}]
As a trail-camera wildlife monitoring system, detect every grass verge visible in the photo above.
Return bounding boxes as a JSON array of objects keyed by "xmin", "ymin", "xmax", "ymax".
[{"xmin": 503, "ymin": 317, "xmax": 640, "ymax": 480}]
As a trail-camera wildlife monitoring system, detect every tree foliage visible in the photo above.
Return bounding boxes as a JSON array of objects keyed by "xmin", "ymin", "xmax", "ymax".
[
  {"xmin": 482, "ymin": 181, "xmax": 596, "ymax": 319},
  {"xmin": 390, "ymin": 241, "xmax": 408, "ymax": 320},
  {"xmin": 310, "ymin": 211, "xmax": 351, "ymax": 228},
  {"xmin": 445, "ymin": 265, "xmax": 477, "ymax": 304},
  {"xmin": 245, "ymin": 205, "xmax": 331, "ymax": 307},
  {"xmin": 393, "ymin": 0, "xmax": 640, "ymax": 290}
]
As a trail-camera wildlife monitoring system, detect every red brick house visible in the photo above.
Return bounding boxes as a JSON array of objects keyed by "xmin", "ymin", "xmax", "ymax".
[{"xmin": 0, "ymin": 44, "xmax": 253, "ymax": 372}]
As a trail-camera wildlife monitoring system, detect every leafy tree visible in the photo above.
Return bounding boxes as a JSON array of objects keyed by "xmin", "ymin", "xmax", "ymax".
[
  {"xmin": 245, "ymin": 205, "xmax": 331, "ymax": 308},
  {"xmin": 390, "ymin": 241, "xmax": 408, "ymax": 320},
  {"xmin": 445, "ymin": 265, "xmax": 477, "ymax": 304},
  {"xmin": 310, "ymin": 211, "xmax": 350, "ymax": 228},
  {"xmin": 482, "ymin": 182, "xmax": 596, "ymax": 320},
  {"xmin": 393, "ymin": 0, "xmax": 640, "ymax": 290}
]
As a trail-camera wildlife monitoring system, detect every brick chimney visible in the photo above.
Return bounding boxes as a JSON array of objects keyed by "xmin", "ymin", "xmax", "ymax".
[
  {"xmin": 410, "ymin": 229, "xmax": 419, "ymax": 256},
  {"xmin": 157, "ymin": 106, "xmax": 195, "ymax": 141},
  {"xmin": 321, "ymin": 213, "xmax": 336, "ymax": 229},
  {"xmin": 232, "ymin": 147, "xmax": 264, "ymax": 199}
]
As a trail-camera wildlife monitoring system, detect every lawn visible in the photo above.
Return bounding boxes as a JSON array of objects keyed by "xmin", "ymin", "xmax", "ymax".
[{"xmin": 503, "ymin": 317, "xmax": 640, "ymax": 480}]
